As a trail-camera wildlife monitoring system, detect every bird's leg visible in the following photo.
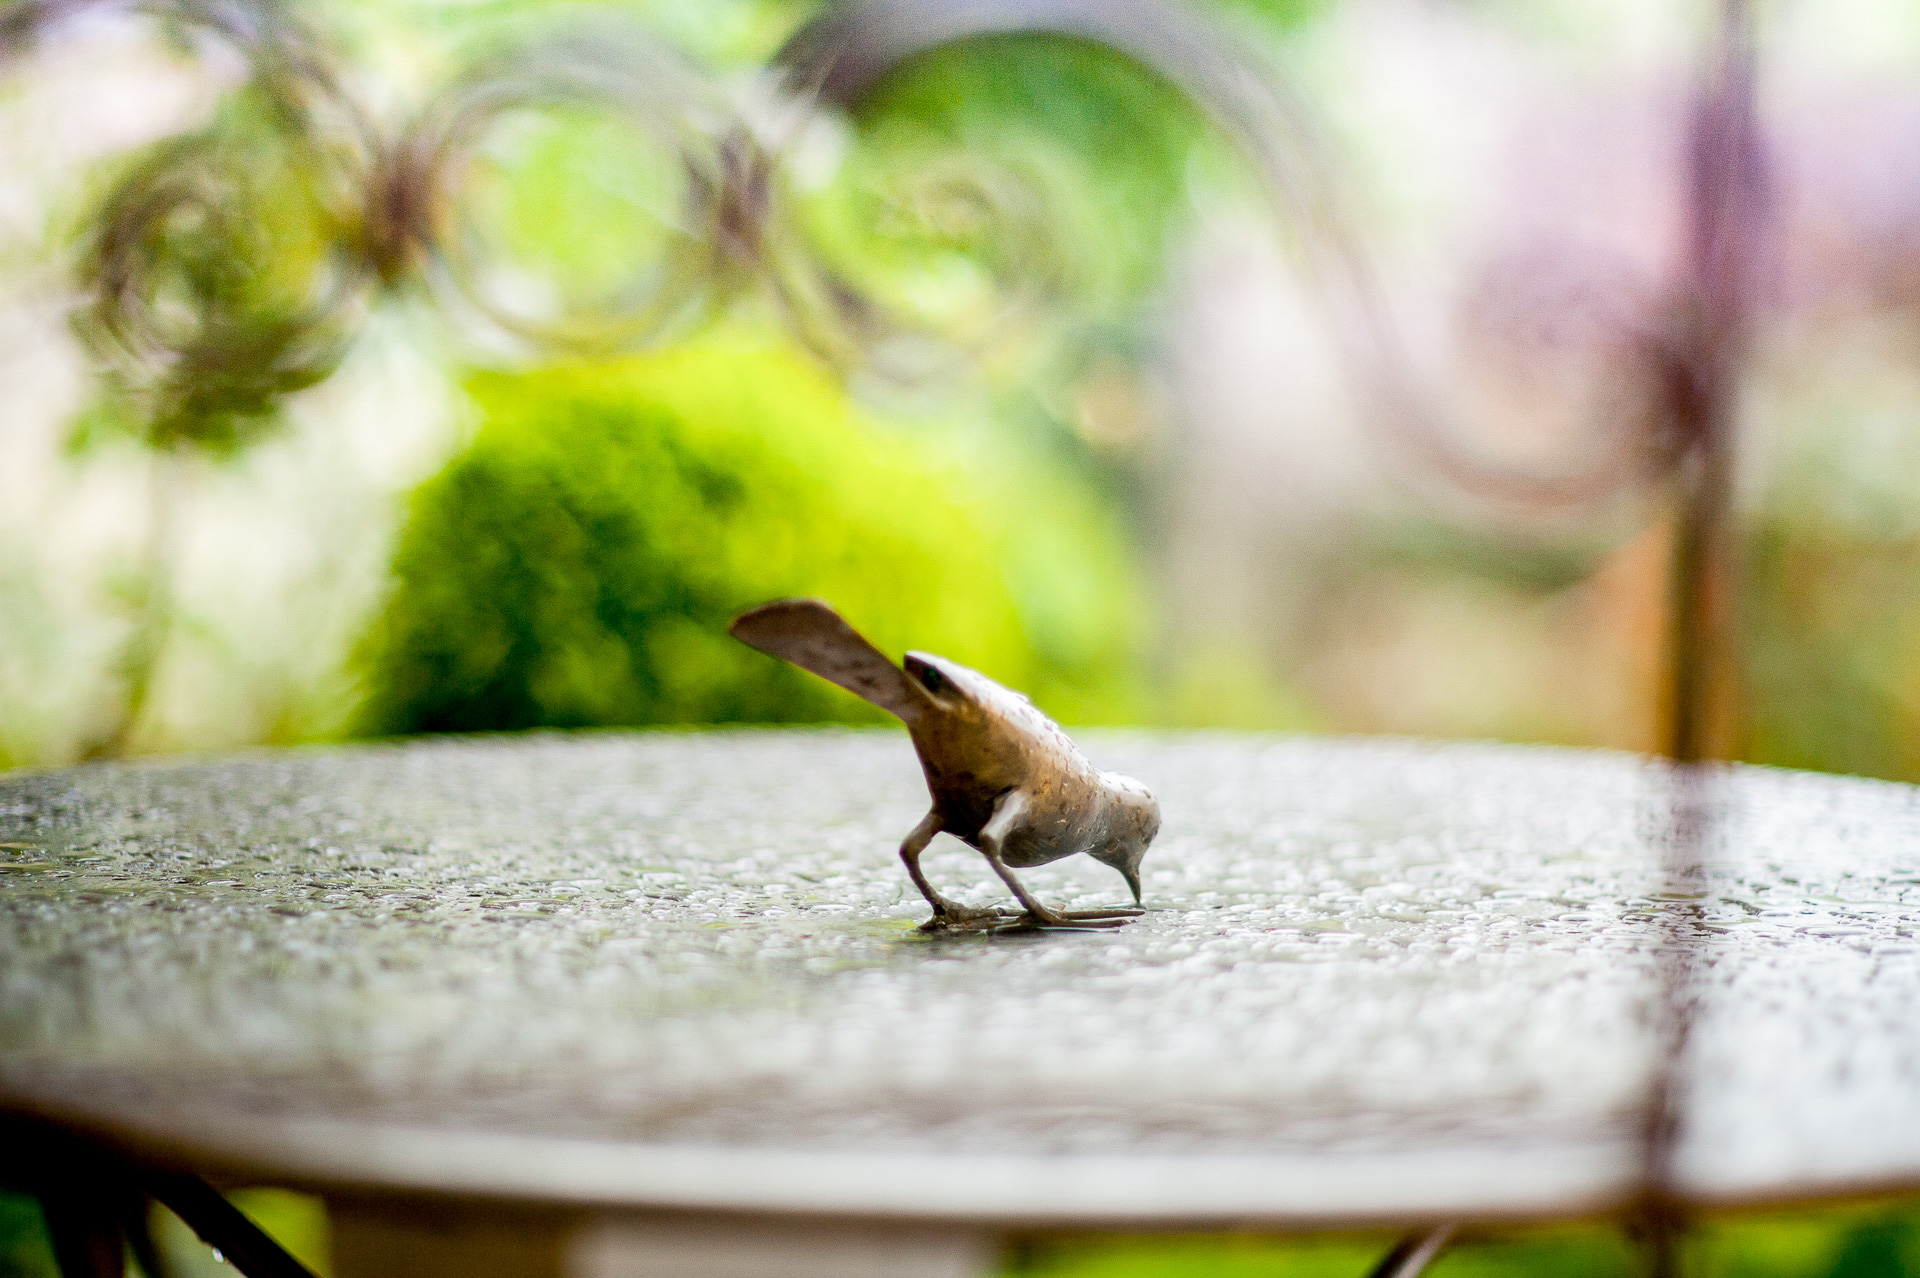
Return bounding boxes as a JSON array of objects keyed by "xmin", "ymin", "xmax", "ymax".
[
  {"xmin": 975, "ymin": 790, "xmax": 1132, "ymax": 930},
  {"xmin": 901, "ymin": 809, "xmax": 1014, "ymax": 930}
]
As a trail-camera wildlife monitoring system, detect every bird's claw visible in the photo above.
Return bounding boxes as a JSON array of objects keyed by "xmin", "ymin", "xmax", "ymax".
[
  {"xmin": 918, "ymin": 904, "xmax": 1019, "ymax": 933},
  {"xmin": 920, "ymin": 898, "xmax": 1146, "ymax": 933},
  {"xmin": 991, "ymin": 906, "xmax": 1144, "ymax": 932}
]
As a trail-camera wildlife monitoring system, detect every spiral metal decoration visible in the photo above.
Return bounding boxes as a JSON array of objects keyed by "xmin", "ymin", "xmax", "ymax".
[
  {"xmin": 776, "ymin": 0, "xmax": 1707, "ymax": 510},
  {"xmin": 375, "ymin": 24, "xmax": 751, "ymax": 352},
  {"xmin": 4, "ymin": 0, "xmax": 375, "ymax": 449},
  {"xmin": 1, "ymin": 0, "xmax": 1722, "ymax": 510}
]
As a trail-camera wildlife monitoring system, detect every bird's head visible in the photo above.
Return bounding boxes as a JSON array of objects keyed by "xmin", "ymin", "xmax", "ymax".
[
  {"xmin": 902, "ymin": 651, "xmax": 995, "ymax": 719},
  {"xmin": 1102, "ymin": 774, "xmax": 1160, "ymax": 905}
]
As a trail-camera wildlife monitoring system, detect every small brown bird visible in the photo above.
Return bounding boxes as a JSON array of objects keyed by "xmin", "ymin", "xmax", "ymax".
[{"xmin": 730, "ymin": 599, "xmax": 1159, "ymax": 931}]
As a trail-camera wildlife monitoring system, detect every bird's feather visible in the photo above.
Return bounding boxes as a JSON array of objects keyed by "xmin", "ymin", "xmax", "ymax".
[{"xmin": 728, "ymin": 598, "xmax": 929, "ymax": 723}]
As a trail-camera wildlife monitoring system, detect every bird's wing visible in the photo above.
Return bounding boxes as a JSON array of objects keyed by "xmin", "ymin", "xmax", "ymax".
[{"xmin": 728, "ymin": 598, "xmax": 929, "ymax": 723}]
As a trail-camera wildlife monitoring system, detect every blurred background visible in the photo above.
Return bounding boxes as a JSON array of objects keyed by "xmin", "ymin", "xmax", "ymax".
[
  {"xmin": 7, "ymin": 0, "xmax": 1920, "ymax": 1272},
  {"xmin": 9, "ymin": 0, "xmax": 1920, "ymax": 776}
]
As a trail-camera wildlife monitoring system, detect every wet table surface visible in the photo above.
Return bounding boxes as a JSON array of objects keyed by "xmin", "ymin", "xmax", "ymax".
[{"xmin": 2, "ymin": 731, "xmax": 1919, "ymax": 1228}]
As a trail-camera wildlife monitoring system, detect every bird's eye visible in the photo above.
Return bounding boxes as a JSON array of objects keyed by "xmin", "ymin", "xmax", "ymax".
[{"xmin": 919, "ymin": 666, "xmax": 944, "ymax": 693}]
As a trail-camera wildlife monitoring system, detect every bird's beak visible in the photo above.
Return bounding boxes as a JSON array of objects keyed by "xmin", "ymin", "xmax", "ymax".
[{"xmin": 1122, "ymin": 866, "xmax": 1141, "ymax": 907}]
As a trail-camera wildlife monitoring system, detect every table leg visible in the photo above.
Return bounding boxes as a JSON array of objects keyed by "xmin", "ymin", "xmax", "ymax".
[
  {"xmin": 8, "ymin": 1117, "xmax": 316, "ymax": 1278},
  {"xmin": 1366, "ymin": 1224, "xmax": 1456, "ymax": 1278},
  {"xmin": 143, "ymin": 1170, "xmax": 319, "ymax": 1278}
]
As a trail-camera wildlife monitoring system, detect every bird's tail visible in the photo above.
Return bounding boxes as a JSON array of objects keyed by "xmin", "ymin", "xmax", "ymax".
[{"xmin": 728, "ymin": 598, "xmax": 929, "ymax": 723}]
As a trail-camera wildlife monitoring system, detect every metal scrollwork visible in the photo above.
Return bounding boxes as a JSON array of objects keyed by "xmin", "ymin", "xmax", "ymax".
[
  {"xmin": 6, "ymin": 0, "xmax": 376, "ymax": 449},
  {"xmin": 377, "ymin": 25, "xmax": 748, "ymax": 352},
  {"xmin": 2, "ymin": 0, "xmax": 1716, "ymax": 503},
  {"xmin": 775, "ymin": 0, "xmax": 1698, "ymax": 511}
]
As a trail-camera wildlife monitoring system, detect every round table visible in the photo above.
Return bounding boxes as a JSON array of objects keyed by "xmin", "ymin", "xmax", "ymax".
[{"xmin": 4, "ymin": 732, "xmax": 1918, "ymax": 1275}]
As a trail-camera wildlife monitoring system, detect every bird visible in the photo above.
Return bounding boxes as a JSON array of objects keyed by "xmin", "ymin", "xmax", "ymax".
[{"xmin": 729, "ymin": 598, "xmax": 1159, "ymax": 931}]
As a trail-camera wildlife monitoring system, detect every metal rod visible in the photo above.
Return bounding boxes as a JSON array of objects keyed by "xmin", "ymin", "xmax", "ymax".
[
  {"xmin": 1639, "ymin": 0, "xmax": 1763, "ymax": 1274},
  {"xmin": 1366, "ymin": 1224, "xmax": 1457, "ymax": 1278},
  {"xmin": 10, "ymin": 1116, "xmax": 318, "ymax": 1278},
  {"xmin": 141, "ymin": 1169, "xmax": 319, "ymax": 1278}
]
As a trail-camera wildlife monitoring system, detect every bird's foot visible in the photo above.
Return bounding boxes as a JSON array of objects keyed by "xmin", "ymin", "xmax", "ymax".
[
  {"xmin": 918, "ymin": 903, "xmax": 1019, "ymax": 933},
  {"xmin": 993, "ymin": 906, "xmax": 1144, "ymax": 932}
]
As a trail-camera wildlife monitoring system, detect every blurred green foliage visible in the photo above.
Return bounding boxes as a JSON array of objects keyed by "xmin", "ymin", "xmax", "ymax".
[
  {"xmin": 1738, "ymin": 361, "xmax": 1920, "ymax": 785},
  {"xmin": 456, "ymin": 103, "xmax": 686, "ymax": 315},
  {"xmin": 0, "ymin": 1193, "xmax": 55, "ymax": 1278},
  {"xmin": 0, "ymin": 1187, "xmax": 329, "ymax": 1278},
  {"xmin": 355, "ymin": 332, "xmax": 1143, "ymax": 734},
  {"xmin": 351, "ymin": 16, "xmax": 1227, "ymax": 738},
  {"xmin": 1743, "ymin": 521, "xmax": 1920, "ymax": 782},
  {"xmin": 804, "ymin": 34, "xmax": 1210, "ymax": 365}
]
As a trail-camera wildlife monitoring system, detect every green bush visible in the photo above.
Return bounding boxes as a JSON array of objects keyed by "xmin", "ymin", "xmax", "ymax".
[{"xmin": 355, "ymin": 333, "xmax": 1142, "ymax": 733}]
